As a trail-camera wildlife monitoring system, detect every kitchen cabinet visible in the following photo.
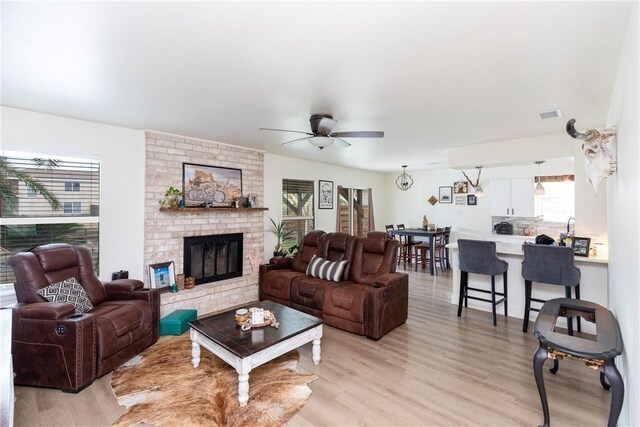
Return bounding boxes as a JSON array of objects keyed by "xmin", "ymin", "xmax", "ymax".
[{"xmin": 489, "ymin": 178, "xmax": 534, "ymax": 217}]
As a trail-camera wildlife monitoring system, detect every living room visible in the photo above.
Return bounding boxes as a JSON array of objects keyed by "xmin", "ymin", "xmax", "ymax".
[{"xmin": 1, "ymin": 1, "xmax": 638, "ymax": 426}]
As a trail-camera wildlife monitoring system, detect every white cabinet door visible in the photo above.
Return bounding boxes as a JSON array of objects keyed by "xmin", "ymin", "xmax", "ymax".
[
  {"xmin": 510, "ymin": 178, "xmax": 534, "ymax": 217},
  {"xmin": 489, "ymin": 178, "xmax": 534, "ymax": 217},
  {"xmin": 489, "ymin": 179, "xmax": 511, "ymax": 216}
]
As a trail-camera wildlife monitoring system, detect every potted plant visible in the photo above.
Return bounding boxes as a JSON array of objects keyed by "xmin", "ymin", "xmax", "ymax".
[
  {"xmin": 160, "ymin": 186, "xmax": 184, "ymax": 208},
  {"xmin": 268, "ymin": 218, "xmax": 294, "ymax": 257}
]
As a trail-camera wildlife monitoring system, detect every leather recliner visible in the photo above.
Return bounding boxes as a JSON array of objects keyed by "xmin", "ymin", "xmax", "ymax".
[{"xmin": 7, "ymin": 243, "xmax": 160, "ymax": 392}]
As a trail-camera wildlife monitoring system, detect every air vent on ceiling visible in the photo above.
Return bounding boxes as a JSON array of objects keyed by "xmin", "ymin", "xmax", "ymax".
[{"xmin": 538, "ymin": 109, "xmax": 563, "ymax": 120}]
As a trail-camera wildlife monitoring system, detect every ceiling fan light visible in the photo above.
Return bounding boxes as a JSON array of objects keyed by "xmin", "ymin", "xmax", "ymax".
[
  {"xmin": 308, "ymin": 136, "xmax": 334, "ymax": 149},
  {"xmin": 534, "ymin": 182, "xmax": 546, "ymax": 195}
]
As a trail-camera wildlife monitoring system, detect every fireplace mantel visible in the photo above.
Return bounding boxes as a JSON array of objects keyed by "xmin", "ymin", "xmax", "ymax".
[{"xmin": 160, "ymin": 207, "xmax": 268, "ymax": 213}]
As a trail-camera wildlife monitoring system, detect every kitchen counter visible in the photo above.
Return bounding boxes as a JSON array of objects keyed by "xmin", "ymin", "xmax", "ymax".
[{"xmin": 446, "ymin": 241, "xmax": 608, "ymax": 334}]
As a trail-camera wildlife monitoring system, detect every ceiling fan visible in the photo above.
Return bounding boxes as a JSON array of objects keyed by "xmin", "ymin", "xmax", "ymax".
[{"xmin": 260, "ymin": 114, "xmax": 384, "ymax": 149}]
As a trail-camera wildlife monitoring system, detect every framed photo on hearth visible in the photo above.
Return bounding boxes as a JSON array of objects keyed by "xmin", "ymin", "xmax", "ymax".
[
  {"xmin": 318, "ymin": 180, "xmax": 334, "ymax": 209},
  {"xmin": 183, "ymin": 163, "xmax": 242, "ymax": 207},
  {"xmin": 149, "ymin": 261, "xmax": 175, "ymax": 293},
  {"xmin": 572, "ymin": 237, "xmax": 591, "ymax": 257}
]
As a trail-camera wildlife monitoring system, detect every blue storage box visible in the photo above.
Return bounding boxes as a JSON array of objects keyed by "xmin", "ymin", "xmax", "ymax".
[{"xmin": 160, "ymin": 309, "xmax": 197, "ymax": 335}]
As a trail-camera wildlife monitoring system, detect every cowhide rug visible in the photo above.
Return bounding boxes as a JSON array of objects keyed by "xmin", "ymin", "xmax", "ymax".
[{"xmin": 110, "ymin": 334, "xmax": 317, "ymax": 426}]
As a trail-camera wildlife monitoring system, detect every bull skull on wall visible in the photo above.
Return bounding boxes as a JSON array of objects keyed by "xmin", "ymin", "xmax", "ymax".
[{"xmin": 566, "ymin": 119, "xmax": 617, "ymax": 196}]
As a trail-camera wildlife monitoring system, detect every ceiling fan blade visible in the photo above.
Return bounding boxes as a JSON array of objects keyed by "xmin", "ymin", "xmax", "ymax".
[
  {"xmin": 333, "ymin": 137, "xmax": 352, "ymax": 148},
  {"xmin": 330, "ymin": 131, "xmax": 384, "ymax": 138},
  {"xmin": 281, "ymin": 136, "xmax": 311, "ymax": 146},
  {"xmin": 260, "ymin": 127, "xmax": 312, "ymax": 135},
  {"xmin": 317, "ymin": 117, "xmax": 338, "ymax": 135}
]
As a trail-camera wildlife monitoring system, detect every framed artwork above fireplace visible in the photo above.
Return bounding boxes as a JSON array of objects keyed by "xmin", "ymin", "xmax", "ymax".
[{"xmin": 183, "ymin": 163, "xmax": 243, "ymax": 207}]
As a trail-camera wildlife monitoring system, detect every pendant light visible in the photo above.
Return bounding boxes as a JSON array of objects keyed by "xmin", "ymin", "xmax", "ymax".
[
  {"xmin": 395, "ymin": 165, "xmax": 414, "ymax": 191},
  {"xmin": 534, "ymin": 161, "xmax": 546, "ymax": 195}
]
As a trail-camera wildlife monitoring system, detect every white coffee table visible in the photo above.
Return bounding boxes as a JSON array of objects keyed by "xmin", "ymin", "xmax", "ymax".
[{"xmin": 188, "ymin": 300, "xmax": 323, "ymax": 406}]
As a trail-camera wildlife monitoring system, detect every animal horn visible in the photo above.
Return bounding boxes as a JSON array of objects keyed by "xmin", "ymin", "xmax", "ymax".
[{"xmin": 566, "ymin": 119, "xmax": 596, "ymax": 141}]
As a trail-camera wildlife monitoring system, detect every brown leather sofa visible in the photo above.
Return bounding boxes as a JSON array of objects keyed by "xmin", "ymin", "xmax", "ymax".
[
  {"xmin": 7, "ymin": 243, "xmax": 160, "ymax": 392},
  {"xmin": 259, "ymin": 231, "xmax": 408, "ymax": 340}
]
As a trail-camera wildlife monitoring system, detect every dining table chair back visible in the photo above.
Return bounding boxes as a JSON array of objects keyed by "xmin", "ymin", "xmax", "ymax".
[{"xmin": 414, "ymin": 228, "xmax": 446, "ymax": 273}]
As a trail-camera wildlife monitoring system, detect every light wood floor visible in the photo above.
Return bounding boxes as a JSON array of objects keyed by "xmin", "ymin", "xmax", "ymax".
[{"xmin": 14, "ymin": 267, "xmax": 610, "ymax": 426}]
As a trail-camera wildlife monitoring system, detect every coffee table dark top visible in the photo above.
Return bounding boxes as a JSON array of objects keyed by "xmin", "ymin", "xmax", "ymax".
[{"xmin": 188, "ymin": 300, "xmax": 323, "ymax": 358}]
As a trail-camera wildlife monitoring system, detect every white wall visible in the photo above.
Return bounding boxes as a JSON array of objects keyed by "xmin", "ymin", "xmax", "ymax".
[
  {"xmin": 263, "ymin": 153, "xmax": 387, "ymax": 262},
  {"xmin": 605, "ymin": 4, "xmax": 639, "ymax": 425},
  {"xmin": 384, "ymin": 157, "xmax": 606, "ymax": 242},
  {"xmin": 1, "ymin": 107, "xmax": 146, "ymax": 280}
]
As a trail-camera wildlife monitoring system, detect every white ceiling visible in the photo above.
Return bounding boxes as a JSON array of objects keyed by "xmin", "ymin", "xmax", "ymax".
[{"xmin": 1, "ymin": 2, "xmax": 631, "ymax": 172}]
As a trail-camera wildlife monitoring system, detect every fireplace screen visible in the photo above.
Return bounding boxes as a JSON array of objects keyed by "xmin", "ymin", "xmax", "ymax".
[{"xmin": 184, "ymin": 233, "xmax": 243, "ymax": 285}]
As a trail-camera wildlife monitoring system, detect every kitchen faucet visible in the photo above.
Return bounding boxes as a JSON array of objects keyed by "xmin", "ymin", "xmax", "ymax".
[{"xmin": 566, "ymin": 217, "xmax": 576, "ymax": 235}]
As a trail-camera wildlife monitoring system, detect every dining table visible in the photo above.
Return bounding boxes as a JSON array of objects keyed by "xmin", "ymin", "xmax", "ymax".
[{"xmin": 389, "ymin": 228, "xmax": 439, "ymax": 275}]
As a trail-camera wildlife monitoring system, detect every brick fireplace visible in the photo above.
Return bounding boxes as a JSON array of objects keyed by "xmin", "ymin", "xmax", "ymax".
[{"xmin": 144, "ymin": 131, "xmax": 264, "ymax": 317}]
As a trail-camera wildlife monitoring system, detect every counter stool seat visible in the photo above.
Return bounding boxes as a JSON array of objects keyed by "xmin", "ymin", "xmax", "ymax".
[{"xmin": 457, "ymin": 239, "xmax": 508, "ymax": 326}]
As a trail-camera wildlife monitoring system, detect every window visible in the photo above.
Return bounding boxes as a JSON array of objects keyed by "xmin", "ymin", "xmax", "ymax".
[
  {"xmin": 338, "ymin": 187, "xmax": 370, "ymax": 237},
  {"xmin": 282, "ymin": 179, "xmax": 314, "ymax": 251},
  {"xmin": 26, "ymin": 184, "xmax": 37, "ymax": 197},
  {"xmin": 1, "ymin": 153, "xmax": 100, "ymax": 284},
  {"xmin": 65, "ymin": 181, "xmax": 80, "ymax": 192},
  {"xmin": 63, "ymin": 202, "xmax": 82, "ymax": 214},
  {"xmin": 534, "ymin": 176, "xmax": 575, "ymax": 222}
]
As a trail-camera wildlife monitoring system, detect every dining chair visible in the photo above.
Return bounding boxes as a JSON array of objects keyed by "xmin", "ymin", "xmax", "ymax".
[
  {"xmin": 396, "ymin": 224, "xmax": 420, "ymax": 267},
  {"xmin": 443, "ymin": 226, "xmax": 452, "ymax": 269},
  {"xmin": 414, "ymin": 228, "xmax": 446, "ymax": 273}
]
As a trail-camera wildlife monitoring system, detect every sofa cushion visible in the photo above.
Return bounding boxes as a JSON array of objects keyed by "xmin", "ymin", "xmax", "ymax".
[
  {"xmin": 37, "ymin": 277, "xmax": 94, "ymax": 314},
  {"xmin": 262, "ymin": 269, "xmax": 307, "ymax": 302},
  {"xmin": 323, "ymin": 282, "xmax": 368, "ymax": 334},
  {"xmin": 290, "ymin": 275, "xmax": 337, "ymax": 313},
  {"xmin": 306, "ymin": 255, "xmax": 348, "ymax": 282}
]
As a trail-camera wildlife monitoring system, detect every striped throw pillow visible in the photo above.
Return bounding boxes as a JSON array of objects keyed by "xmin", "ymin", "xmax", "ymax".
[{"xmin": 306, "ymin": 255, "xmax": 348, "ymax": 282}]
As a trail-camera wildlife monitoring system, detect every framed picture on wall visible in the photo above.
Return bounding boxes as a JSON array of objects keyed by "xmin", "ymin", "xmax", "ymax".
[
  {"xmin": 454, "ymin": 181, "xmax": 468, "ymax": 194},
  {"xmin": 318, "ymin": 180, "xmax": 334, "ymax": 209},
  {"xmin": 467, "ymin": 195, "xmax": 477, "ymax": 205},
  {"xmin": 439, "ymin": 186, "xmax": 453, "ymax": 203},
  {"xmin": 455, "ymin": 195, "xmax": 467, "ymax": 205},
  {"xmin": 183, "ymin": 163, "xmax": 242, "ymax": 207}
]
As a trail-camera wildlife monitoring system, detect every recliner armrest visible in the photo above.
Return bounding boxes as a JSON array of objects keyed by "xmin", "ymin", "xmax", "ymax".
[
  {"xmin": 11, "ymin": 305, "xmax": 97, "ymax": 391},
  {"xmin": 17, "ymin": 302, "xmax": 76, "ymax": 320},
  {"xmin": 269, "ymin": 257, "xmax": 293, "ymax": 268},
  {"xmin": 372, "ymin": 272, "xmax": 406, "ymax": 288},
  {"xmin": 104, "ymin": 279, "xmax": 145, "ymax": 292},
  {"xmin": 104, "ymin": 287, "xmax": 160, "ymax": 344}
]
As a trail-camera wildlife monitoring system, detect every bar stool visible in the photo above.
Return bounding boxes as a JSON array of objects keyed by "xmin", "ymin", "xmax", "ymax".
[
  {"xmin": 457, "ymin": 239, "xmax": 508, "ymax": 326},
  {"xmin": 522, "ymin": 244, "xmax": 581, "ymax": 334}
]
